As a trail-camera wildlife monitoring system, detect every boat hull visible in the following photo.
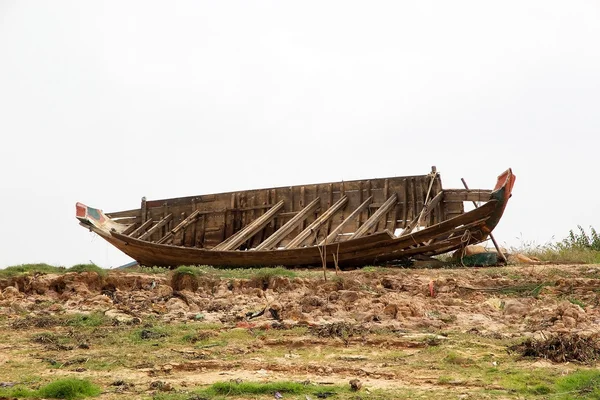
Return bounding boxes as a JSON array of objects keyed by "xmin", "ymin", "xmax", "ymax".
[{"xmin": 77, "ymin": 169, "xmax": 515, "ymax": 268}]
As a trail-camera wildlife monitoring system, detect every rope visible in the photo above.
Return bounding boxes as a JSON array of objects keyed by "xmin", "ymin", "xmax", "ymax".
[{"xmin": 459, "ymin": 229, "xmax": 472, "ymax": 267}]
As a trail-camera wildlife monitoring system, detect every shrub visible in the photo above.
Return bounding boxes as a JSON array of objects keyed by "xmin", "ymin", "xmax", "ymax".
[{"xmin": 37, "ymin": 378, "xmax": 101, "ymax": 399}]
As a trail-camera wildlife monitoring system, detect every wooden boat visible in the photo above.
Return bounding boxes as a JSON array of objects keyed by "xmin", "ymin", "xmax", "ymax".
[{"xmin": 76, "ymin": 167, "xmax": 515, "ymax": 268}]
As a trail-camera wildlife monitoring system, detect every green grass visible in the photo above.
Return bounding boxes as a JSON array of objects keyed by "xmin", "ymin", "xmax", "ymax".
[
  {"xmin": 0, "ymin": 263, "xmax": 108, "ymax": 278},
  {"xmin": 0, "ymin": 378, "xmax": 100, "ymax": 399},
  {"xmin": 65, "ymin": 313, "xmax": 108, "ymax": 327},
  {"xmin": 0, "ymin": 263, "xmax": 65, "ymax": 278},
  {"xmin": 512, "ymin": 226, "xmax": 600, "ymax": 264},
  {"xmin": 554, "ymin": 369, "xmax": 600, "ymax": 399},
  {"xmin": 199, "ymin": 381, "xmax": 348, "ymax": 397},
  {"xmin": 67, "ymin": 264, "xmax": 107, "ymax": 276}
]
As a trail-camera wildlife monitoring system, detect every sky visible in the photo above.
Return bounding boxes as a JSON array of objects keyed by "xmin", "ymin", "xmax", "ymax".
[{"xmin": 1, "ymin": 1, "xmax": 599, "ymax": 268}]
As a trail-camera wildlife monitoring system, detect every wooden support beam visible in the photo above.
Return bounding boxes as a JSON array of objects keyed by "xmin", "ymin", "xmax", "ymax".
[
  {"xmin": 129, "ymin": 219, "xmax": 154, "ymax": 238},
  {"xmin": 255, "ymin": 198, "xmax": 321, "ymax": 250},
  {"xmin": 212, "ymin": 200, "xmax": 285, "ymax": 251},
  {"xmin": 399, "ymin": 190, "xmax": 444, "ymax": 236},
  {"xmin": 157, "ymin": 210, "xmax": 201, "ymax": 244},
  {"xmin": 121, "ymin": 222, "xmax": 139, "ymax": 236},
  {"xmin": 285, "ymin": 195, "xmax": 348, "ymax": 249},
  {"xmin": 139, "ymin": 214, "xmax": 173, "ymax": 241},
  {"xmin": 320, "ymin": 196, "xmax": 373, "ymax": 245},
  {"xmin": 349, "ymin": 194, "xmax": 398, "ymax": 240},
  {"xmin": 140, "ymin": 197, "xmax": 147, "ymax": 224}
]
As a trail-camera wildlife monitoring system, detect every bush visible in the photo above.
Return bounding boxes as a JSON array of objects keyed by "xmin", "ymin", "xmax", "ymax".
[
  {"xmin": 37, "ymin": 378, "xmax": 100, "ymax": 399},
  {"xmin": 560, "ymin": 226, "xmax": 600, "ymax": 251}
]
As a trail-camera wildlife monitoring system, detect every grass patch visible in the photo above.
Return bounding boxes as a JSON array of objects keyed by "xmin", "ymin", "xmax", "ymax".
[
  {"xmin": 38, "ymin": 378, "xmax": 101, "ymax": 399},
  {"xmin": 568, "ymin": 297, "xmax": 586, "ymax": 309},
  {"xmin": 513, "ymin": 226, "xmax": 600, "ymax": 264},
  {"xmin": 0, "ymin": 264, "xmax": 65, "ymax": 278},
  {"xmin": 0, "ymin": 378, "xmax": 100, "ymax": 399},
  {"xmin": 201, "ymin": 381, "xmax": 346, "ymax": 397},
  {"xmin": 68, "ymin": 264, "xmax": 106, "ymax": 276},
  {"xmin": 496, "ymin": 283, "xmax": 549, "ymax": 298},
  {"xmin": 555, "ymin": 369, "xmax": 600, "ymax": 399},
  {"xmin": 65, "ymin": 313, "xmax": 108, "ymax": 327}
]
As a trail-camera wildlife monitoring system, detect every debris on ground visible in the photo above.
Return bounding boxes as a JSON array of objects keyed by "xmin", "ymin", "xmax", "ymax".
[{"xmin": 508, "ymin": 333, "xmax": 600, "ymax": 363}]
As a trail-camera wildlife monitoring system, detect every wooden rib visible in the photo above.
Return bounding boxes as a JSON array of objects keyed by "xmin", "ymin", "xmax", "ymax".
[
  {"xmin": 212, "ymin": 200, "xmax": 285, "ymax": 251},
  {"xmin": 121, "ymin": 223, "xmax": 139, "ymax": 236},
  {"xmin": 139, "ymin": 214, "xmax": 173, "ymax": 241},
  {"xmin": 320, "ymin": 196, "xmax": 373, "ymax": 245},
  {"xmin": 400, "ymin": 191, "xmax": 444, "ymax": 236},
  {"xmin": 157, "ymin": 210, "xmax": 201, "ymax": 244},
  {"xmin": 129, "ymin": 219, "xmax": 154, "ymax": 238},
  {"xmin": 285, "ymin": 195, "xmax": 349, "ymax": 249},
  {"xmin": 349, "ymin": 194, "xmax": 398, "ymax": 240},
  {"xmin": 254, "ymin": 197, "xmax": 321, "ymax": 250}
]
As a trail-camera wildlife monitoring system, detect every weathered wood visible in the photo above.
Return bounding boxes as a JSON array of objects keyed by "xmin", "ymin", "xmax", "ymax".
[
  {"xmin": 350, "ymin": 194, "xmax": 398, "ymax": 239},
  {"xmin": 212, "ymin": 200, "xmax": 285, "ymax": 251},
  {"xmin": 139, "ymin": 214, "xmax": 173, "ymax": 241},
  {"xmin": 402, "ymin": 178, "xmax": 408, "ymax": 228},
  {"xmin": 255, "ymin": 198, "xmax": 321, "ymax": 250},
  {"xmin": 443, "ymin": 190, "xmax": 493, "ymax": 203},
  {"xmin": 140, "ymin": 197, "xmax": 147, "ymax": 224},
  {"xmin": 195, "ymin": 215, "xmax": 205, "ymax": 247},
  {"xmin": 129, "ymin": 218, "xmax": 154, "ymax": 238},
  {"xmin": 157, "ymin": 210, "xmax": 201, "ymax": 244},
  {"xmin": 106, "ymin": 209, "xmax": 139, "ymax": 219},
  {"xmin": 400, "ymin": 191, "xmax": 444, "ymax": 236},
  {"xmin": 320, "ymin": 196, "xmax": 373, "ymax": 245},
  {"xmin": 121, "ymin": 222, "xmax": 139, "ymax": 236},
  {"xmin": 77, "ymin": 168, "xmax": 516, "ymax": 268},
  {"xmin": 285, "ymin": 195, "xmax": 349, "ymax": 249},
  {"xmin": 461, "ymin": 178, "xmax": 507, "ymax": 262}
]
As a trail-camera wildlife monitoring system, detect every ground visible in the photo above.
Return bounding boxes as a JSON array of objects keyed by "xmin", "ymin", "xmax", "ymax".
[{"xmin": 1, "ymin": 263, "xmax": 600, "ymax": 399}]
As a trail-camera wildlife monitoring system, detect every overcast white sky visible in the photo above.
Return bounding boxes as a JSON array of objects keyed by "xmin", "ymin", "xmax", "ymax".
[{"xmin": 1, "ymin": 1, "xmax": 599, "ymax": 268}]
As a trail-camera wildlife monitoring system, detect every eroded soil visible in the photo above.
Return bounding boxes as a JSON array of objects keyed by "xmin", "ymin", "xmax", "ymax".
[{"xmin": 1, "ymin": 263, "xmax": 600, "ymax": 399}]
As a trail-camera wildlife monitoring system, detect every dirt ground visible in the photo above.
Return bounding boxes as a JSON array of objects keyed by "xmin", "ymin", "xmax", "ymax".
[{"xmin": 1, "ymin": 263, "xmax": 600, "ymax": 399}]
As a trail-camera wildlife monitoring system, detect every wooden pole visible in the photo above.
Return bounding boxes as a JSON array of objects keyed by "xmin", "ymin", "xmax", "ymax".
[{"xmin": 461, "ymin": 178, "xmax": 507, "ymax": 263}]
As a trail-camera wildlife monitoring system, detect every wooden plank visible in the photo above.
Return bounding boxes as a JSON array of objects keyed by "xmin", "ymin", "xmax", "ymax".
[
  {"xmin": 129, "ymin": 218, "xmax": 154, "ymax": 238},
  {"xmin": 140, "ymin": 197, "xmax": 147, "ymax": 224},
  {"xmin": 139, "ymin": 214, "xmax": 173, "ymax": 241},
  {"xmin": 106, "ymin": 208, "xmax": 139, "ymax": 218},
  {"xmin": 121, "ymin": 222, "xmax": 139, "ymax": 236},
  {"xmin": 195, "ymin": 215, "xmax": 205, "ymax": 247},
  {"xmin": 254, "ymin": 198, "xmax": 321, "ymax": 250},
  {"xmin": 212, "ymin": 200, "xmax": 285, "ymax": 251},
  {"xmin": 443, "ymin": 190, "xmax": 493, "ymax": 203},
  {"xmin": 388, "ymin": 204, "xmax": 398, "ymax": 232},
  {"xmin": 285, "ymin": 195, "xmax": 349, "ymax": 249},
  {"xmin": 399, "ymin": 190, "xmax": 444, "ymax": 236},
  {"xmin": 349, "ymin": 194, "xmax": 398, "ymax": 240},
  {"xmin": 402, "ymin": 178, "xmax": 408, "ymax": 227},
  {"xmin": 320, "ymin": 196, "xmax": 373, "ymax": 245},
  {"xmin": 157, "ymin": 210, "xmax": 201, "ymax": 244}
]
